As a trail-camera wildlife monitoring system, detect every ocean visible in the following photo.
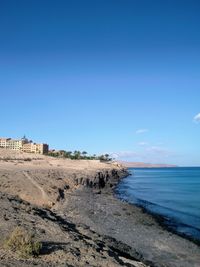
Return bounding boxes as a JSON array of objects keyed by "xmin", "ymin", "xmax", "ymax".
[{"xmin": 116, "ymin": 167, "xmax": 200, "ymax": 242}]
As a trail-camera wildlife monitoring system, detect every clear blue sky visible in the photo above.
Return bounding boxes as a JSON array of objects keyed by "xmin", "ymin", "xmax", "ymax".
[{"xmin": 0, "ymin": 0, "xmax": 200, "ymax": 166}]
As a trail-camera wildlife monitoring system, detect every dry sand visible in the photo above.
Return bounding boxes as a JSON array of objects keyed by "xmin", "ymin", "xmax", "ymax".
[{"xmin": 0, "ymin": 148, "xmax": 122, "ymax": 207}]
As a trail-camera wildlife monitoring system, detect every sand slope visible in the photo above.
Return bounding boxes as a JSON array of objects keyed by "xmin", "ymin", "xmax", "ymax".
[{"xmin": 0, "ymin": 148, "xmax": 123, "ymax": 207}]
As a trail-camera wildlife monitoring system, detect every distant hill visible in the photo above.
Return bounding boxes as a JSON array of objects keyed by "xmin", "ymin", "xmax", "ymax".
[{"xmin": 118, "ymin": 161, "xmax": 177, "ymax": 168}]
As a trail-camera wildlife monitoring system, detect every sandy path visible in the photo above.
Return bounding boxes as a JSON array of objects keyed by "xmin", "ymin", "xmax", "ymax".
[{"xmin": 22, "ymin": 171, "xmax": 49, "ymax": 204}]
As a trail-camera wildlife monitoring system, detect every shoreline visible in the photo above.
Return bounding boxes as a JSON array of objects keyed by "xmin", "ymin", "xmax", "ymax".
[
  {"xmin": 115, "ymin": 168, "xmax": 200, "ymax": 246},
  {"xmin": 115, "ymin": 190, "xmax": 200, "ymax": 246},
  {"xmin": 61, "ymin": 167, "xmax": 200, "ymax": 267}
]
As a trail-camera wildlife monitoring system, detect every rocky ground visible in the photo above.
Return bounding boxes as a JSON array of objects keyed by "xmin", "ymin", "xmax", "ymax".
[
  {"xmin": 62, "ymin": 188, "xmax": 200, "ymax": 267},
  {"xmin": 0, "ymin": 149, "xmax": 146, "ymax": 267},
  {"xmin": 0, "ymin": 191, "xmax": 146, "ymax": 267},
  {"xmin": 0, "ymin": 149, "xmax": 200, "ymax": 267}
]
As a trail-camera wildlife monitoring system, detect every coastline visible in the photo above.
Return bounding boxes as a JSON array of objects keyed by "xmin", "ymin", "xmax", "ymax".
[
  {"xmin": 0, "ymin": 150, "xmax": 148, "ymax": 267},
  {"xmin": 61, "ymin": 167, "xmax": 200, "ymax": 267},
  {"xmin": 115, "ymin": 168, "xmax": 200, "ymax": 246},
  {"xmin": 115, "ymin": 194, "xmax": 200, "ymax": 247},
  {"xmin": 0, "ymin": 151, "xmax": 199, "ymax": 267}
]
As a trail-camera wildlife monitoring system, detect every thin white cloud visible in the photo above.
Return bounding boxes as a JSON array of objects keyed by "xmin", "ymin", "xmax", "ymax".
[
  {"xmin": 146, "ymin": 146, "xmax": 170, "ymax": 156},
  {"xmin": 193, "ymin": 113, "xmax": 200, "ymax": 123},
  {"xmin": 136, "ymin": 129, "xmax": 149, "ymax": 134},
  {"xmin": 109, "ymin": 145, "xmax": 175, "ymax": 164},
  {"xmin": 138, "ymin": 142, "xmax": 148, "ymax": 146},
  {"xmin": 110, "ymin": 151, "xmax": 138, "ymax": 159}
]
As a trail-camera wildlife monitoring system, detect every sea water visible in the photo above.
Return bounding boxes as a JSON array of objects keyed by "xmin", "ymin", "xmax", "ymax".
[{"xmin": 116, "ymin": 167, "xmax": 200, "ymax": 242}]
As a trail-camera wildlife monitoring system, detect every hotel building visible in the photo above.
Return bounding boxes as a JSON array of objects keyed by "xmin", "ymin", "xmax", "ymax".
[
  {"xmin": 0, "ymin": 137, "xmax": 49, "ymax": 155},
  {"xmin": 22, "ymin": 142, "xmax": 49, "ymax": 154}
]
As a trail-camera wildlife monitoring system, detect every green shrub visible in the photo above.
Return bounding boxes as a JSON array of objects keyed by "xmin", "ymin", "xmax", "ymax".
[{"xmin": 4, "ymin": 227, "xmax": 42, "ymax": 258}]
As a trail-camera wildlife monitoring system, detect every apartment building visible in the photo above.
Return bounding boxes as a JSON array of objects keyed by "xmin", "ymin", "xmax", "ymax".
[
  {"xmin": 0, "ymin": 137, "xmax": 49, "ymax": 154},
  {"xmin": 0, "ymin": 138, "xmax": 9, "ymax": 148},
  {"xmin": 22, "ymin": 143, "xmax": 49, "ymax": 154},
  {"xmin": 0, "ymin": 138, "xmax": 28, "ymax": 150}
]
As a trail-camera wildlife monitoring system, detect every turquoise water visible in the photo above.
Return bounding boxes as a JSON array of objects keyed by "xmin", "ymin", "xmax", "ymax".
[{"xmin": 116, "ymin": 167, "xmax": 200, "ymax": 242}]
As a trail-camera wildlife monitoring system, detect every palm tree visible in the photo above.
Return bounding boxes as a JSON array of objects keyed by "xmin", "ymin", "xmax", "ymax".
[
  {"xmin": 104, "ymin": 154, "xmax": 110, "ymax": 161},
  {"xmin": 65, "ymin": 151, "xmax": 72, "ymax": 158},
  {"xmin": 82, "ymin": 151, "xmax": 88, "ymax": 159},
  {"xmin": 74, "ymin": 150, "xmax": 81, "ymax": 159}
]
